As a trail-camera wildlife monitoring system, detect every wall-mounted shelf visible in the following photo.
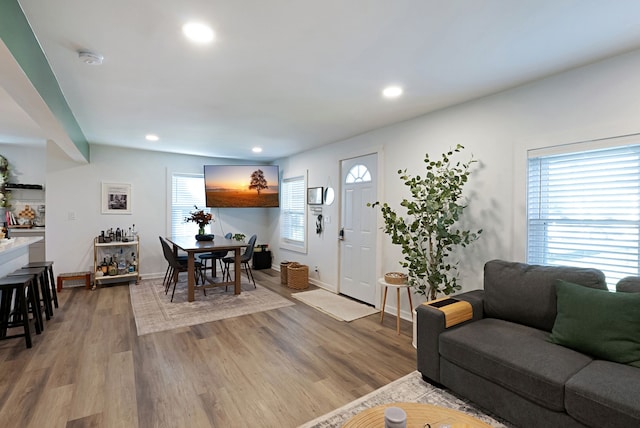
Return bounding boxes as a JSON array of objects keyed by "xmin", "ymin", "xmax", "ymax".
[{"xmin": 4, "ymin": 183, "xmax": 44, "ymax": 190}]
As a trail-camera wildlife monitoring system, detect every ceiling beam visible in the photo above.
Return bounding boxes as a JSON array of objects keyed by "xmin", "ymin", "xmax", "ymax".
[{"xmin": 0, "ymin": 0, "xmax": 89, "ymax": 162}]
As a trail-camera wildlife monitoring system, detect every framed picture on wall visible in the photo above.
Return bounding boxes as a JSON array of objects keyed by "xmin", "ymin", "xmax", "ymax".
[
  {"xmin": 307, "ymin": 186, "xmax": 324, "ymax": 205},
  {"xmin": 102, "ymin": 182, "xmax": 132, "ymax": 214}
]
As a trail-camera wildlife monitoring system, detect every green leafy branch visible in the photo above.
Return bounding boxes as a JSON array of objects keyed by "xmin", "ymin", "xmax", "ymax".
[{"xmin": 370, "ymin": 144, "xmax": 482, "ymax": 299}]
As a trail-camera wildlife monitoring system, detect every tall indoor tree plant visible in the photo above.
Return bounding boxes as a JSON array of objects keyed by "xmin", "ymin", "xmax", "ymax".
[{"xmin": 370, "ymin": 144, "xmax": 482, "ymax": 300}]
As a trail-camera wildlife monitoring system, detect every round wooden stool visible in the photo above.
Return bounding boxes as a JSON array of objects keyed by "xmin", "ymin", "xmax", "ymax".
[{"xmin": 378, "ymin": 278, "xmax": 414, "ymax": 335}]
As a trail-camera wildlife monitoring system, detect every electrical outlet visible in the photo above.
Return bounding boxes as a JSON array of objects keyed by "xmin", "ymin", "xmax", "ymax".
[
  {"xmin": 314, "ymin": 265, "xmax": 319, "ymax": 272},
  {"xmin": 67, "ymin": 211, "xmax": 76, "ymax": 221}
]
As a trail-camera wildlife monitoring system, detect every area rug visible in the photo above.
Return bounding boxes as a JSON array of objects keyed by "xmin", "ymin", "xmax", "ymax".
[
  {"xmin": 291, "ymin": 289, "xmax": 378, "ymax": 322},
  {"xmin": 129, "ymin": 277, "xmax": 295, "ymax": 335},
  {"xmin": 298, "ymin": 371, "xmax": 512, "ymax": 428}
]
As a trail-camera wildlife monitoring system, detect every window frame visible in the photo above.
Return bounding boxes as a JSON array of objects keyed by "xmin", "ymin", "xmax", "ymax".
[
  {"xmin": 170, "ymin": 172, "xmax": 211, "ymax": 237},
  {"xmin": 280, "ymin": 174, "xmax": 307, "ymax": 253},
  {"xmin": 527, "ymin": 140, "xmax": 640, "ymax": 289}
]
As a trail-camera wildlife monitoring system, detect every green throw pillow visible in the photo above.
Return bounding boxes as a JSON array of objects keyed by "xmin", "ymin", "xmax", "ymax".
[{"xmin": 549, "ymin": 280, "xmax": 640, "ymax": 368}]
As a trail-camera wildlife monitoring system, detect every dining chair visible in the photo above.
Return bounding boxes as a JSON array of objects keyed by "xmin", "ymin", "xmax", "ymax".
[
  {"xmin": 160, "ymin": 236, "xmax": 189, "ymax": 290},
  {"xmin": 198, "ymin": 232, "xmax": 232, "ymax": 277},
  {"xmin": 222, "ymin": 234, "xmax": 257, "ymax": 288},
  {"xmin": 159, "ymin": 237, "xmax": 205, "ymax": 301}
]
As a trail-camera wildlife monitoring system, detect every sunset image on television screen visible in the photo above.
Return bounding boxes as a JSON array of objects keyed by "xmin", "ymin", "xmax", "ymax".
[{"xmin": 204, "ymin": 165, "xmax": 279, "ymax": 208}]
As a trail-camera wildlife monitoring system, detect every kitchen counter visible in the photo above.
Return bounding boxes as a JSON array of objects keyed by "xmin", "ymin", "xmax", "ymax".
[
  {"xmin": 8, "ymin": 229, "xmax": 46, "ymax": 262},
  {"xmin": 0, "ymin": 236, "xmax": 44, "ymax": 277},
  {"xmin": 7, "ymin": 226, "xmax": 45, "ymax": 233}
]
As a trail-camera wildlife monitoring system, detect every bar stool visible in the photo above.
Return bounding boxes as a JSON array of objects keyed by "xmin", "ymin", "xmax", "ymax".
[
  {"xmin": 8, "ymin": 267, "xmax": 52, "ymax": 324},
  {"xmin": 0, "ymin": 274, "xmax": 42, "ymax": 348},
  {"xmin": 24, "ymin": 261, "xmax": 58, "ymax": 309}
]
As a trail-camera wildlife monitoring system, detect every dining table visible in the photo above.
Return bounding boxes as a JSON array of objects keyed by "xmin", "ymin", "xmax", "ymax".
[{"xmin": 165, "ymin": 235, "xmax": 248, "ymax": 302}]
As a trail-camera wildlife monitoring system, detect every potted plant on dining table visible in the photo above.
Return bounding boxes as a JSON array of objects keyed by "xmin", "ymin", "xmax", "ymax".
[{"xmin": 185, "ymin": 205, "xmax": 214, "ymax": 240}]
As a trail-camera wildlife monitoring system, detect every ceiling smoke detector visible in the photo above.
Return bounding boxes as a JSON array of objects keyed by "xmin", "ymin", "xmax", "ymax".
[{"xmin": 78, "ymin": 50, "xmax": 104, "ymax": 65}]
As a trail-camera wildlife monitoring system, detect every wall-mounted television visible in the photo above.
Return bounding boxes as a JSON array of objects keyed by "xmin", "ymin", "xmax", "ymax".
[{"xmin": 204, "ymin": 165, "xmax": 279, "ymax": 208}]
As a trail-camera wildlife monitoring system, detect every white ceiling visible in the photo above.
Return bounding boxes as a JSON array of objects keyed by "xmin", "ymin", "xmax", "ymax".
[
  {"xmin": 6, "ymin": 0, "xmax": 640, "ymax": 161},
  {"xmin": 0, "ymin": 86, "xmax": 46, "ymax": 144}
]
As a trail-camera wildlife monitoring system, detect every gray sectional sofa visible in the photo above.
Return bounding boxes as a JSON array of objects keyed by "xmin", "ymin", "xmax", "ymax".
[{"xmin": 416, "ymin": 259, "xmax": 640, "ymax": 428}]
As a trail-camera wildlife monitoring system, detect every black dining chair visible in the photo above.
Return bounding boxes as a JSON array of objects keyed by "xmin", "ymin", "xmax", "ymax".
[
  {"xmin": 198, "ymin": 232, "xmax": 232, "ymax": 277},
  {"xmin": 159, "ymin": 237, "xmax": 205, "ymax": 301},
  {"xmin": 222, "ymin": 234, "xmax": 257, "ymax": 288},
  {"xmin": 160, "ymin": 237, "xmax": 190, "ymax": 289}
]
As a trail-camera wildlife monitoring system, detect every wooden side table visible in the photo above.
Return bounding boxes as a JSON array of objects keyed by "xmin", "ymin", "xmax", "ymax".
[{"xmin": 378, "ymin": 278, "xmax": 413, "ymax": 335}]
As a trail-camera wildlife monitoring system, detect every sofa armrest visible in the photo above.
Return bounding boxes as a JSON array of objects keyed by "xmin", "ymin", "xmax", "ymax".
[
  {"xmin": 455, "ymin": 289, "xmax": 485, "ymax": 321},
  {"xmin": 416, "ymin": 290, "xmax": 485, "ymax": 383}
]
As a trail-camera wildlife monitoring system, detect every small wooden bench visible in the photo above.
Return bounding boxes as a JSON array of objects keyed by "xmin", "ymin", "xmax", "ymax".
[{"xmin": 57, "ymin": 271, "xmax": 92, "ymax": 291}]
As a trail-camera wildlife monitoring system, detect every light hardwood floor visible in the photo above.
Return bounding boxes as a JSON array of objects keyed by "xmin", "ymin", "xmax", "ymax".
[{"xmin": 0, "ymin": 269, "xmax": 416, "ymax": 428}]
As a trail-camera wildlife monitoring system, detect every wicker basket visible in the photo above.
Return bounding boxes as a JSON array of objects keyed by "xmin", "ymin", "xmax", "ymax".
[
  {"xmin": 287, "ymin": 262, "xmax": 309, "ymax": 289},
  {"xmin": 384, "ymin": 272, "xmax": 408, "ymax": 285},
  {"xmin": 280, "ymin": 261, "xmax": 290, "ymax": 285}
]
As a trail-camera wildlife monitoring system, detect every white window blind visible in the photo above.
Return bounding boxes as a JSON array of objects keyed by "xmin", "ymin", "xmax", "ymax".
[
  {"xmin": 527, "ymin": 144, "xmax": 640, "ymax": 288},
  {"xmin": 171, "ymin": 173, "xmax": 210, "ymax": 237},
  {"xmin": 280, "ymin": 175, "xmax": 306, "ymax": 251}
]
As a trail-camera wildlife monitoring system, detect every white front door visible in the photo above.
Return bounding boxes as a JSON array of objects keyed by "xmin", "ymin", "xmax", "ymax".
[{"xmin": 339, "ymin": 153, "xmax": 377, "ymax": 305}]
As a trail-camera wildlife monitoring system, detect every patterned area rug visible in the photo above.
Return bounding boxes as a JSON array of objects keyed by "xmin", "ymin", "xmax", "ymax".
[
  {"xmin": 291, "ymin": 289, "xmax": 378, "ymax": 321},
  {"xmin": 298, "ymin": 371, "xmax": 513, "ymax": 428},
  {"xmin": 129, "ymin": 277, "xmax": 295, "ymax": 335}
]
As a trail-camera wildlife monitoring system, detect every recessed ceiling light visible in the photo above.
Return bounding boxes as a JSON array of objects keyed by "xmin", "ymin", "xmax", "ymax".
[
  {"xmin": 182, "ymin": 22, "xmax": 215, "ymax": 44},
  {"xmin": 145, "ymin": 134, "xmax": 159, "ymax": 142},
  {"xmin": 252, "ymin": 147, "xmax": 263, "ymax": 153},
  {"xmin": 382, "ymin": 85, "xmax": 403, "ymax": 98}
]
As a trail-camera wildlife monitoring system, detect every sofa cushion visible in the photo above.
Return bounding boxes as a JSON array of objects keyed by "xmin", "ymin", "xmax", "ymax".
[
  {"xmin": 439, "ymin": 318, "xmax": 593, "ymax": 411},
  {"xmin": 616, "ymin": 276, "xmax": 640, "ymax": 293},
  {"xmin": 549, "ymin": 280, "xmax": 640, "ymax": 368},
  {"xmin": 565, "ymin": 360, "xmax": 640, "ymax": 428},
  {"xmin": 483, "ymin": 260, "xmax": 606, "ymax": 331}
]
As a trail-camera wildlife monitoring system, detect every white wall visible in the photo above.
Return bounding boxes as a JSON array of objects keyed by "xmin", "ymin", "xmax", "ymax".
[
  {"xmin": 0, "ymin": 144, "xmax": 46, "ymax": 184},
  {"xmin": 268, "ymin": 48, "xmax": 640, "ymax": 320},
  {"xmin": 46, "ymin": 143, "xmax": 272, "ymax": 277},
  {"xmin": 16, "ymin": 47, "xmax": 640, "ymax": 320},
  {"xmin": 0, "ymin": 144, "xmax": 46, "ymax": 222},
  {"xmin": 271, "ymin": 143, "xmax": 382, "ymax": 291}
]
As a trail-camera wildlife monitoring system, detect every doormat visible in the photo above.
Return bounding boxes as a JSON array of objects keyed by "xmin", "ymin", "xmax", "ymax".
[{"xmin": 291, "ymin": 288, "xmax": 378, "ymax": 322}]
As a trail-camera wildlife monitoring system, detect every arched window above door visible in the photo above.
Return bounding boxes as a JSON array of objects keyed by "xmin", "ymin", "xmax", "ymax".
[{"xmin": 345, "ymin": 164, "xmax": 372, "ymax": 184}]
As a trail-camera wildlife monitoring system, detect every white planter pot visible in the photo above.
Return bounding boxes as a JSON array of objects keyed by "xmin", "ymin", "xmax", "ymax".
[{"xmin": 412, "ymin": 307, "xmax": 418, "ymax": 349}]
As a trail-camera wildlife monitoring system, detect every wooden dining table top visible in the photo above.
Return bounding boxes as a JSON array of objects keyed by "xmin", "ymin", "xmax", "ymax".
[
  {"xmin": 166, "ymin": 235, "xmax": 247, "ymax": 252},
  {"xmin": 165, "ymin": 235, "xmax": 249, "ymax": 301}
]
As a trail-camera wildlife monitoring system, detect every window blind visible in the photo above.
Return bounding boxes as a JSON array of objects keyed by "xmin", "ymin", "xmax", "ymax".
[
  {"xmin": 280, "ymin": 175, "xmax": 306, "ymax": 250},
  {"xmin": 527, "ymin": 145, "xmax": 640, "ymax": 288},
  {"xmin": 171, "ymin": 173, "xmax": 210, "ymax": 237}
]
